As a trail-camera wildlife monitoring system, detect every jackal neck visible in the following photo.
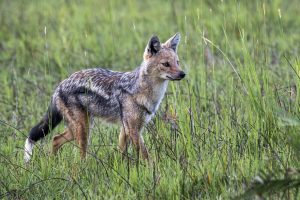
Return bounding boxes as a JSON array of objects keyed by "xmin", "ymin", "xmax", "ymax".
[
  {"xmin": 120, "ymin": 63, "xmax": 168, "ymax": 98},
  {"xmin": 130, "ymin": 63, "xmax": 168, "ymax": 115}
]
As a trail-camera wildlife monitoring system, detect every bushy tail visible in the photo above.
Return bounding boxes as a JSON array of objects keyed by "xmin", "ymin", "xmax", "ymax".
[
  {"xmin": 24, "ymin": 104, "xmax": 62, "ymax": 163},
  {"xmin": 28, "ymin": 104, "xmax": 62, "ymax": 142}
]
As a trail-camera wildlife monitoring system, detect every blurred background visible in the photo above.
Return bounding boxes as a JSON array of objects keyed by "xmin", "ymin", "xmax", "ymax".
[{"xmin": 0, "ymin": 0, "xmax": 299, "ymax": 199}]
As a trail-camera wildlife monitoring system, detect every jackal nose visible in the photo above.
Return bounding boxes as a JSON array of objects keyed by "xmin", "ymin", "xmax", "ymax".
[{"xmin": 179, "ymin": 71, "xmax": 186, "ymax": 79}]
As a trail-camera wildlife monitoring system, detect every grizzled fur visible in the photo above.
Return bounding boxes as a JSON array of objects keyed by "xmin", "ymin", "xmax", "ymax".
[{"xmin": 24, "ymin": 33, "xmax": 185, "ymax": 163}]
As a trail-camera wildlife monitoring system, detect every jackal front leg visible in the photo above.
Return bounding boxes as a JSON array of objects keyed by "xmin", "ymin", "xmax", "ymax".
[
  {"xmin": 119, "ymin": 127, "xmax": 129, "ymax": 158},
  {"xmin": 139, "ymin": 135, "xmax": 149, "ymax": 160},
  {"xmin": 122, "ymin": 121, "xmax": 149, "ymax": 161}
]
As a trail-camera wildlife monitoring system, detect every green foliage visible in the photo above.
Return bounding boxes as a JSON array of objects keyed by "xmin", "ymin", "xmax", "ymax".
[
  {"xmin": 0, "ymin": 0, "xmax": 299, "ymax": 199},
  {"xmin": 235, "ymin": 168, "xmax": 300, "ymax": 199}
]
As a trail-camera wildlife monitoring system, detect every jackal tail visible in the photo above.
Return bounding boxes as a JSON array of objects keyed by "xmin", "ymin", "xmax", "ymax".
[{"xmin": 24, "ymin": 103, "xmax": 62, "ymax": 163}]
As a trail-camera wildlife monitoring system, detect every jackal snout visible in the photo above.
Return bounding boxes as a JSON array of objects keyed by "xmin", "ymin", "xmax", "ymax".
[
  {"xmin": 163, "ymin": 65, "xmax": 185, "ymax": 81},
  {"xmin": 172, "ymin": 70, "xmax": 186, "ymax": 80}
]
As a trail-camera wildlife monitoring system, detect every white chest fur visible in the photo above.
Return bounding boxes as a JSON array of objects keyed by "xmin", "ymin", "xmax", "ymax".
[{"xmin": 145, "ymin": 81, "xmax": 168, "ymax": 123}]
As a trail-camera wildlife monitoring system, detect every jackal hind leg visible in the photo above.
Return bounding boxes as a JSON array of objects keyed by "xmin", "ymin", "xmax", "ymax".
[
  {"xmin": 70, "ymin": 110, "xmax": 89, "ymax": 159},
  {"xmin": 56, "ymin": 97, "xmax": 89, "ymax": 159},
  {"xmin": 52, "ymin": 129, "xmax": 74, "ymax": 154}
]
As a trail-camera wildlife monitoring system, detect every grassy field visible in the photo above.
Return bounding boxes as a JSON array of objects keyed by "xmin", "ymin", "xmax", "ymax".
[{"xmin": 0, "ymin": 0, "xmax": 300, "ymax": 199}]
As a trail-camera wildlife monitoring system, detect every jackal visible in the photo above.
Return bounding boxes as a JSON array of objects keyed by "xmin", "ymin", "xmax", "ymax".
[{"xmin": 24, "ymin": 33, "xmax": 185, "ymax": 163}]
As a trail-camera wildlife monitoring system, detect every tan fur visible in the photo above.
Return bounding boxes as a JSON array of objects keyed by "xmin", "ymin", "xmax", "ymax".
[
  {"xmin": 145, "ymin": 47, "xmax": 182, "ymax": 81},
  {"xmin": 52, "ymin": 129, "xmax": 73, "ymax": 154},
  {"xmin": 53, "ymin": 97, "xmax": 89, "ymax": 158},
  {"xmin": 120, "ymin": 97, "xmax": 150, "ymax": 160},
  {"xmin": 118, "ymin": 127, "xmax": 128, "ymax": 153}
]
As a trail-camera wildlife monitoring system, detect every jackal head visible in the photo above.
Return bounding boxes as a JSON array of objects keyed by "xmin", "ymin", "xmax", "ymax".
[{"xmin": 142, "ymin": 33, "xmax": 185, "ymax": 81}]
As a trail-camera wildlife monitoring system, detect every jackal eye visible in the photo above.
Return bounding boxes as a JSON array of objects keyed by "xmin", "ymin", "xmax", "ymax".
[
  {"xmin": 177, "ymin": 60, "xmax": 180, "ymax": 65},
  {"xmin": 162, "ymin": 62, "xmax": 170, "ymax": 67}
]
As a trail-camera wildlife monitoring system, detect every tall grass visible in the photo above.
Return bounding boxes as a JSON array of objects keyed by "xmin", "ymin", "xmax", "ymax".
[{"xmin": 0, "ymin": 0, "xmax": 299, "ymax": 199}]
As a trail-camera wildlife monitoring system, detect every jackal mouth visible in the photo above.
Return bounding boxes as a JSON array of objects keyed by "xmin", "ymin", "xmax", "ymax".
[{"xmin": 166, "ymin": 76, "xmax": 183, "ymax": 81}]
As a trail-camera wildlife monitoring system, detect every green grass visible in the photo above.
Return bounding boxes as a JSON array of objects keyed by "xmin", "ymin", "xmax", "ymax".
[{"xmin": 0, "ymin": 0, "xmax": 300, "ymax": 199}]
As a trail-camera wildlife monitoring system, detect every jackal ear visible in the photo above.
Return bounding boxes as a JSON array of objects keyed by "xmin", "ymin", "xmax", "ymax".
[
  {"xmin": 144, "ymin": 35, "xmax": 161, "ymax": 58},
  {"xmin": 163, "ymin": 33, "xmax": 181, "ymax": 52}
]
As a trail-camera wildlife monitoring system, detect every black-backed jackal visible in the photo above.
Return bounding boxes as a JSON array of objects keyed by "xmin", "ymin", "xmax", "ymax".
[{"xmin": 24, "ymin": 33, "xmax": 185, "ymax": 163}]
